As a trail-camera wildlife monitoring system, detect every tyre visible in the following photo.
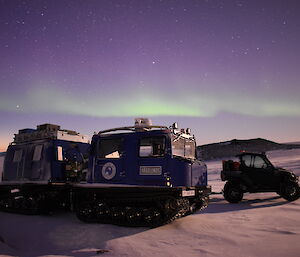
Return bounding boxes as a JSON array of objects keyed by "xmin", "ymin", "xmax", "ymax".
[
  {"xmin": 280, "ymin": 182, "xmax": 300, "ymax": 201},
  {"xmin": 223, "ymin": 181, "xmax": 244, "ymax": 203}
]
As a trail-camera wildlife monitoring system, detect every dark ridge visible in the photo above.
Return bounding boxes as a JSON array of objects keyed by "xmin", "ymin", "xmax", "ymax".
[{"xmin": 197, "ymin": 138, "xmax": 300, "ymax": 160}]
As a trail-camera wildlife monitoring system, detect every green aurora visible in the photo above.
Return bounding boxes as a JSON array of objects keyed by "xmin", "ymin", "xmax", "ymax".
[{"xmin": 0, "ymin": 87, "xmax": 299, "ymax": 118}]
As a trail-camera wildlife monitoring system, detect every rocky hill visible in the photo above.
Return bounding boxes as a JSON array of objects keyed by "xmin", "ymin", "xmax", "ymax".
[{"xmin": 197, "ymin": 138, "xmax": 300, "ymax": 160}]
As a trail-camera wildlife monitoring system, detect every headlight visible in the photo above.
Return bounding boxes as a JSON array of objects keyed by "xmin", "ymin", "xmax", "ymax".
[{"xmin": 289, "ymin": 173, "xmax": 297, "ymax": 180}]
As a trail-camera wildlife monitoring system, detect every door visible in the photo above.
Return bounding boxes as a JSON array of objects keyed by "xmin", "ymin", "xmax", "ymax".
[
  {"xmin": 137, "ymin": 136, "xmax": 168, "ymax": 186},
  {"xmin": 242, "ymin": 155, "xmax": 275, "ymax": 188},
  {"xmin": 95, "ymin": 137, "xmax": 124, "ymax": 183}
]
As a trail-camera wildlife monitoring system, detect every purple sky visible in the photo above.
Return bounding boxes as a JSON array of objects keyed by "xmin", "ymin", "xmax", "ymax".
[{"xmin": 1, "ymin": 0, "xmax": 300, "ymax": 151}]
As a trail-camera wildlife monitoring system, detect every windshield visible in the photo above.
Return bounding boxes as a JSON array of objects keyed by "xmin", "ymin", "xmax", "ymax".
[
  {"xmin": 139, "ymin": 136, "xmax": 166, "ymax": 157},
  {"xmin": 172, "ymin": 136, "xmax": 196, "ymax": 160},
  {"xmin": 98, "ymin": 138, "xmax": 123, "ymax": 158}
]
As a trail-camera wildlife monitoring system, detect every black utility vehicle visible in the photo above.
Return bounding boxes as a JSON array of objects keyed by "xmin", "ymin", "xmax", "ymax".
[{"xmin": 221, "ymin": 152, "xmax": 300, "ymax": 203}]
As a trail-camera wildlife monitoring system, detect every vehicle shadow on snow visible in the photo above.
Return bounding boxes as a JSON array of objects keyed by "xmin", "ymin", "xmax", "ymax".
[
  {"xmin": 0, "ymin": 211, "xmax": 148, "ymax": 257},
  {"xmin": 201, "ymin": 194, "xmax": 290, "ymax": 214}
]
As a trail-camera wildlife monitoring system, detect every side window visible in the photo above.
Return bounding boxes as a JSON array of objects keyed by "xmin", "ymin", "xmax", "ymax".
[
  {"xmin": 57, "ymin": 146, "xmax": 63, "ymax": 161},
  {"xmin": 241, "ymin": 155, "xmax": 251, "ymax": 167},
  {"xmin": 33, "ymin": 145, "xmax": 43, "ymax": 161},
  {"xmin": 172, "ymin": 138, "xmax": 185, "ymax": 157},
  {"xmin": 13, "ymin": 149, "xmax": 23, "ymax": 162},
  {"xmin": 99, "ymin": 138, "xmax": 123, "ymax": 159},
  {"xmin": 171, "ymin": 136, "xmax": 196, "ymax": 159},
  {"xmin": 139, "ymin": 137, "xmax": 165, "ymax": 157},
  {"xmin": 253, "ymin": 156, "xmax": 267, "ymax": 168},
  {"xmin": 140, "ymin": 138, "xmax": 153, "ymax": 157},
  {"xmin": 184, "ymin": 140, "xmax": 196, "ymax": 159}
]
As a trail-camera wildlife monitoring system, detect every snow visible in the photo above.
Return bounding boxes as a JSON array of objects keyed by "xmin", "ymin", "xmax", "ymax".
[{"xmin": 1, "ymin": 149, "xmax": 300, "ymax": 257}]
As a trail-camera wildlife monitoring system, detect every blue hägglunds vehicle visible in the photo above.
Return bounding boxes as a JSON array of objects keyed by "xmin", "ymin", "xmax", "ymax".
[
  {"xmin": 0, "ymin": 119, "xmax": 211, "ymax": 227},
  {"xmin": 0, "ymin": 124, "xmax": 90, "ymax": 214},
  {"xmin": 74, "ymin": 118, "xmax": 211, "ymax": 227}
]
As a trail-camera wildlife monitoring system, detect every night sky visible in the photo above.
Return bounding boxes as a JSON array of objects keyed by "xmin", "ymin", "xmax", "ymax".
[{"xmin": 1, "ymin": 0, "xmax": 300, "ymax": 151}]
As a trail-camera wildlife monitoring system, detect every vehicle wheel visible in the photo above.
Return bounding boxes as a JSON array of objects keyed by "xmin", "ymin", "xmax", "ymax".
[
  {"xmin": 280, "ymin": 182, "xmax": 300, "ymax": 201},
  {"xmin": 76, "ymin": 201, "xmax": 95, "ymax": 223},
  {"xmin": 223, "ymin": 181, "xmax": 244, "ymax": 203}
]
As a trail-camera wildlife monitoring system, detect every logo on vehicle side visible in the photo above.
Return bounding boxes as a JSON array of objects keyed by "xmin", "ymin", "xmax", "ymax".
[{"xmin": 102, "ymin": 162, "xmax": 116, "ymax": 180}]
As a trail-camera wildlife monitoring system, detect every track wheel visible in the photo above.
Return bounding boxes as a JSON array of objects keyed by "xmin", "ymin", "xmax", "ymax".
[
  {"xmin": 126, "ymin": 208, "xmax": 143, "ymax": 225},
  {"xmin": 22, "ymin": 196, "xmax": 39, "ymax": 214},
  {"xmin": 76, "ymin": 201, "xmax": 95, "ymax": 223},
  {"xmin": 110, "ymin": 207, "xmax": 126, "ymax": 220},
  {"xmin": 164, "ymin": 198, "xmax": 180, "ymax": 213},
  {"xmin": 95, "ymin": 202, "xmax": 110, "ymax": 220},
  {"xmin": 143, "ymin": 208, "xmax": 162, "ymax": 227}
]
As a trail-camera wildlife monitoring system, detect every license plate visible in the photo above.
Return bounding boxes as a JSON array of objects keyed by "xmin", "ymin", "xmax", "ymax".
[
  {"xmin": 182, "ymin": 190, "xmax": 195, "ymax": 197},
  {"xmin": 139, "ymin": 166, "xmax": 162, "ymax": 175}
]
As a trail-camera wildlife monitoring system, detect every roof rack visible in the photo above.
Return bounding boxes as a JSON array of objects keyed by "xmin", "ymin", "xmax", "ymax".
[
  {"xmin": 98, "ymin": 125, "xmax": 169, "ymax": 135},
  {"xmin": 97, "ymin": 118, "xmax": 194, "ymax": 140},
  {"xmin": 13, "ymin": 124, "xmax": 89, "ymax": 144}
]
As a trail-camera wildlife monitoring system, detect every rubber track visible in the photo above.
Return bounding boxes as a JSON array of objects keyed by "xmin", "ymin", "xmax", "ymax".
[
  {"xmin": 0, "ymin": 189, "xmax": 45, "ymax": 215},
  {"xmin": 76, "ymin": 194, "xmax": 208, "ymax": 227}
]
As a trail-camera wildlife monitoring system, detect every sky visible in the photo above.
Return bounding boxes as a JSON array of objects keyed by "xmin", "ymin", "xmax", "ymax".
[{"xmin": 0, "ymin": 0, "xmax": 300, "ymax": 151}]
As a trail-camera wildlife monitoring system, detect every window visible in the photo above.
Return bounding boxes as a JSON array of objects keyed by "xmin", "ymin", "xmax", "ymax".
[
  {"xmin": 241, "ymin": 155, "xmax": 252, "ymax": 167},
  {"xmin": 184, "ymin": 140, "xmax": 196, "ymax": 159},
  {"xmin": 172, "ymin": 138, "xmax": 185, "ymax": 157},
  {"xmin": 139, "ymin": 137, "xmax": 165, "ymax": 157},
  {"xmin": 33, "ymin": 145, "xmax": 43, "ymax": 161},
  {"xmin": 172, "ymin": 136, "xmax": 196, "ymax": 159},
  {"xmin": 253, "ymin": 156, "xmax": 267, "ymax": 168},
  {"xmin": 57, "ymin": 146, "xmax": 63, "ymax": 161},
  {"xmin": 99, "ymin": 138, "xmax": 123, "ymax": 159},
  {"xmin": 13, "ymin": 149, "xmax": 23, "ymax": 162}
]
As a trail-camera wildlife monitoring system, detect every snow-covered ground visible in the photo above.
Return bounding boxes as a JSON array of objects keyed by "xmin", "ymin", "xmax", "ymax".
[{"xmin": 0, "ymin": 149, "xmax": 300, "ymax": 257}]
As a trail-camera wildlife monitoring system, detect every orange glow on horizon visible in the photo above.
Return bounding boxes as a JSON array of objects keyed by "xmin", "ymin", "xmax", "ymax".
[
  {"xmin": 0, "ymin": 140, "xmax": 9, "ymax": 152},
  {"xmin": 0, "ymin": 143, "xmax": 8, "ymax": 152}
]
